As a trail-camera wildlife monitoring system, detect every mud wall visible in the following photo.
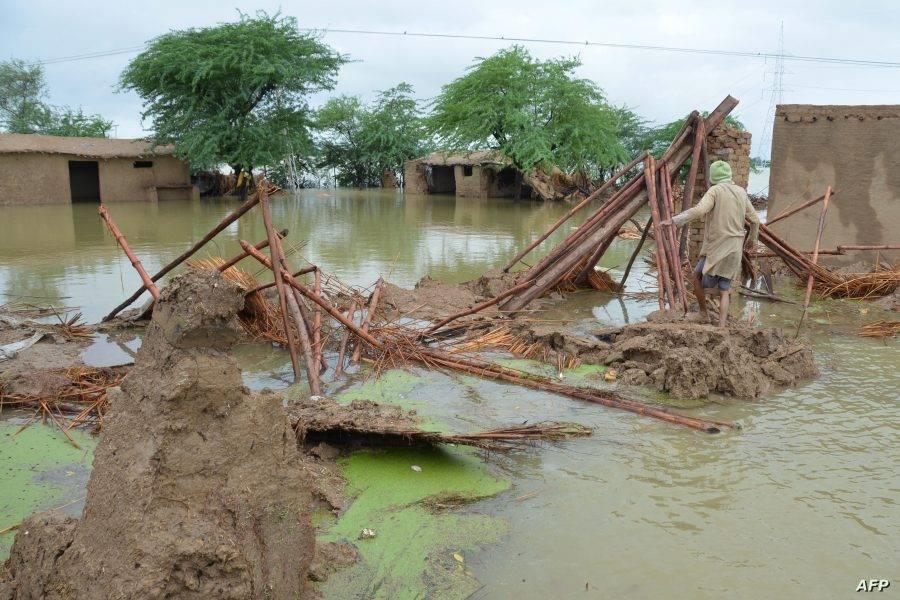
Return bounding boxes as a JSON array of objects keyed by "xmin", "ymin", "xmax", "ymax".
[
  {"xmin": 687, "ymin": 126, "xmax": 753, "ymax": 262},
  {"xmin": 768, "ymin": 104, "xmax": 900, "ymax": 265},
  {"xmin": 454, "ymin": 165, "xmax": 490, "ymax": 198},
  {"xmin": 0, "ymin": 153, "xmax": 194, "ymax": 205},
  {"xmin": 403, "ymin": 160, "xmax": 429, "ymax": 194}
]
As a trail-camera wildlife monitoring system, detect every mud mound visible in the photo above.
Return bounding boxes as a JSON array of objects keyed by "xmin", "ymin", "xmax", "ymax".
[
  {"xmin": 601, "ymin": 321, "xmax": 817, "ymax": 399},
  {"xmin": 289, "ymin": 396, "xmax": 421, "ymax": 442},
  {"xmin": 1, "ymin": 271, "xmax": 315, "ymax": 599}
]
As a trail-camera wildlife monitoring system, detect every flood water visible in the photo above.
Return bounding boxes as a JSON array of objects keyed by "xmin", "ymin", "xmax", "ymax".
[{"xmin": 1, "ymin": 189, "xmax": 897, "ymax": 598}]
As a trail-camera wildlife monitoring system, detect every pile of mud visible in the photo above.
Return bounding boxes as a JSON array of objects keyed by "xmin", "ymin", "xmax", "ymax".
[
  {"xmin": 380, "ymin": 269, "xmax": 548, "ymax": 324},
  {"xmin": 1, "ymin": 271, "xmax": 315, "ymax": 599},
  {"xmin": 290, "ymin": 396, "xmax": 421, "ymax": 443},
  {"xmin": 516, "ymin": 316, "xmax": 818, "ymax": 399}
]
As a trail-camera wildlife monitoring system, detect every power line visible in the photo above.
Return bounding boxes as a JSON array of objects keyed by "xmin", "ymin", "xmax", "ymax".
[{"xmin": 35, "ymin": 27, "xmax": 900, "ymax": 68}]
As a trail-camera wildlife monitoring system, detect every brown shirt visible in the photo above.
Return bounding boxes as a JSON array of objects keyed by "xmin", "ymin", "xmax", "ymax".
[{"xmin": 672, "ymin": 180, "xmax": 760, "ymax": 280}]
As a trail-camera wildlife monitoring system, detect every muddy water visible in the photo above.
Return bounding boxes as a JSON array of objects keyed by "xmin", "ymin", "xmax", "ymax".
[{"xmin": 1, "ymin": 190, "xmax": 897, "ymax": 598}]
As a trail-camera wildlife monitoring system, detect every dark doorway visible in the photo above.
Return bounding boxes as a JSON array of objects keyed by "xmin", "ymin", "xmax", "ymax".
[
  {"xmin": 68, "ymin": 161, "xmax": 100, "ymax": 202},
  {"xmin": 427, "ymin": 165, "xmax": 456, "ymax": 194}
]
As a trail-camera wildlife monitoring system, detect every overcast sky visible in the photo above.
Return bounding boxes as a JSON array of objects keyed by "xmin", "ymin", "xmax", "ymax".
[{"xmin": 5, "ymin": 0, "xmax": 900, "ymax": 165}]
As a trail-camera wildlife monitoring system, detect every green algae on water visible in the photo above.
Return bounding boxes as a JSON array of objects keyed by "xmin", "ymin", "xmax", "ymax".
[
  {"xmin": 318, "ymin": 446, "xmax": 508, "ymax": 599},
  {"xmin": 0, "ymin": 422, "xmax": 96, "ymax": 559}
]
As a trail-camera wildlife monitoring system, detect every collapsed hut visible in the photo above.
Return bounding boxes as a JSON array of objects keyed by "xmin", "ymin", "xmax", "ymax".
[
  {"xmin": 403, "ymin": 150, "xmax": 582, "ymax": 201},
  {"xmin": 0, "ymin": 134, "xmax": 197, "ymax": 204}
]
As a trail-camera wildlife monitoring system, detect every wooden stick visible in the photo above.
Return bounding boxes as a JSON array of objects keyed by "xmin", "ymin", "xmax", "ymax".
[
  {"xmin": 352, "ymin": 278, "xmax": 384, "ymax": 362},
  {"xmin": 645, "ymin": 158, "xmax": 676, "ymax": 309},
  {"xmin": 660, "ymin": 163, "xmax": 688, "ymax": 311},
  {"xmin": 423, "ymin": 279, "xmax": 533, "ymax": 334},
  {"xmin": 837, "ymin": 244, "xmax": 900, "ymax": 252},
  {"xmin": 679, "ymin": 118, "xmax": 705, "ymax": 261},
  {"xmin": 102, "ymin": 190, "xmax": 261, "ymax": 321},
  {"xmin": 313, "ymin": 269, "xmax": 323, "ymax": 371},
  {"xmin": 619, "ymin": 215, "xmax": 653, "ymax": 288},
  {"xmin": 97, "ymin": 205, "xmax": 159, "ymax": 300},
  {"xmin": 245, "ymin": 267, "xmax": 317, "ymax": 295},
  {"xmin": 218, "ymin": 229, "xmax": 287, "ymax": 272},
  {"xmin": 254, "ymin": 196, "xmax": 302, "ymax": 383},
  {"xmin": 502, "ymin": 152, "xmax": 647, "ymax": 272},
  {"xmin": 766, "ymin": 191, "xmax": 832, "ymax": 226},
  {"xmin": 333, "ymin": 300, "xmax": 357, "ymax": 378},
  {"xmin": 796, "ymin": 186, "xmax": 833, "ymax": 335}
]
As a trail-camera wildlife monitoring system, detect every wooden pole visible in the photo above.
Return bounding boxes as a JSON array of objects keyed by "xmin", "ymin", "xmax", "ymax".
[
  {"xmin": 679, "ymin": 118, "xmax": 706, "ymax": 261},
  {"xmin": 313, "ymin": 269, "xmax": 323, "ymax": 371},
  {"xmin": 837, "ymin": 244, "xmax": 900, "ymax": 252},
  {"xmin": 253, "ymin": 197, "xmax": 302, "ymax": 383},
  {"xmin": 352, "ymin": 278, "xmax": 384, "ymax": 363},
  {"xmin": 245, "ymin": 266, "xmax": 317, "ymax": 295},
  {"xmin": 102, "ymin": 191, "xmax": 261, "ymax": 321},
  {"xmin": 423, "ymin": 279, "xmax": 533, "ymax": 334},
  {"xmin": 501, "ymin": 152, "xmax": 647, "ymax": 272},
  {"xmin": 333, "ymin": 300, "xmax": 357, "ymax": 378},
  {"xmin": 645, "ymin": 158, "xmax": 676, "ymax": 309},
  {"xmin": 796, "ymin": 186, "xmax": 833, "ymax": 334},
  {"xmin": 766, "ymin": 191, "xmax": 832, "ymax": 226},
  {"xmin": 660, "ymin": 164, "xmax": 688, "ymax": 311},
  {"xmin": 619, "ymin": 215, "xmax": 653, "ymax": 288},
  {"xmin": 218, "ymin": 229, "xmax": 287, "ymax": 272},
  {"xmin": 97, "ymin": 205, "xmax": 160, "ymax": 300}
]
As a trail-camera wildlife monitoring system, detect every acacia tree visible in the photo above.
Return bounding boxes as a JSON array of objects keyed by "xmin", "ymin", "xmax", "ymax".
[
  {"xmin": 120, "ymin": 12, "xmax": 347, "ymax": 196},
  {"xmin": 428, "ymin": 46, "xmax": 627, "ymax": 183},
  {"xmin": 316, "ymin": 83, "xmax": 427, "ymax": 188},
  {"xmin": 0, "ymin": 59, "xmax": 112, "ymax": 136}
]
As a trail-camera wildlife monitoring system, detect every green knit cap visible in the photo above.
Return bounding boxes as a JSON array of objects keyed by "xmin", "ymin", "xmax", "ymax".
[{"xmin": 710, "ymin": 160, "xmax": 732, "ymax": 184}]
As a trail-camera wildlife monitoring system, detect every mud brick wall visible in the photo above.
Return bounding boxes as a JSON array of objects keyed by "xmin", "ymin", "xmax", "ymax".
[
  {"xmin": 687, "ymin": 126, "xmax": 752, "ymax": 263},
  {"xmin": 768, "ymin": 104, "xmax": 900, "ymax": 265},
  {"xmin": 403, "ymin": 160, "xmax": 428, "ymax": 194}
]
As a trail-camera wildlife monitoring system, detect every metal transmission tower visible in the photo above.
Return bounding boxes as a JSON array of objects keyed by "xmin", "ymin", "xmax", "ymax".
[{"xmin": 758, "ymin": 22, "xmax": 785, "ymax": 160}]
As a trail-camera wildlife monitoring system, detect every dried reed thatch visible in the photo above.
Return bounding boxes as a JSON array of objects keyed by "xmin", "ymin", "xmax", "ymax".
[
  {"xmin": 859, "ymin": 320, "xmax": 900, "ymax": 338},
  {"xmin": 0, "ymin": 366, "xmax": 127, "ymax": 445},
  {"xmin": 818, "ymin": 265, "xmax": 900, "ymax": 300}
]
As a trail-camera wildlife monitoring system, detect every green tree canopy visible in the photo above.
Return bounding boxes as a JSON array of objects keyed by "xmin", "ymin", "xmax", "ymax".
[
  {"xmin": 119, "ymin": 12, "xmax": 347, "ymax": 176},
  {"xmin": 0, "ymin": 59, "xmax": 112, "ymax": 137},
  {"xmin": 428, "ymin": 46, "xmax": 627, "ymax": 177},
  {"xmin": 315, "ymin": 83, "xmax": 428, "ymax": 187}
]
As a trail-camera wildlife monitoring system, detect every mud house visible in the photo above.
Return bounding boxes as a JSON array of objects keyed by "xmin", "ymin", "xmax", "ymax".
[
  {"xmin": 0, "ymin": 134, "xmax": 197, "ymax": 205},
  {"xmin": 767, "ymin": 105, "xmax": 900, "ymax": 264},
  {"xmin": 404, "ymin": 150, "xmax": 530, "ymax": 198}
]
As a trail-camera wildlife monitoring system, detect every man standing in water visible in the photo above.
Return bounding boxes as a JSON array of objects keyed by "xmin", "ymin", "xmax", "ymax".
[{"xmin": 662, "ymin": 160, "xmax": 760, "ymax": 327}]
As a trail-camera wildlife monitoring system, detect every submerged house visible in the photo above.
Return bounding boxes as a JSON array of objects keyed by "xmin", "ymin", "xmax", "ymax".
[
  {"xmin": 0, "ymin": 134, "xmax": 197, "ymax": 205},
  {"xmin": 404, "ymin": 150, "xmax": 582, "ymax": 201},
  {"xmin": 404, "ymin": 150, "xmax": 536, "ymax": 199}
]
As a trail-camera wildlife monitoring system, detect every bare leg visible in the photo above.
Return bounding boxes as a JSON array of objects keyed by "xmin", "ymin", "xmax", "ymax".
[
  {"xmin": 718, "ymin": 290, "xmax": 731, "ymax": 328},
  {"xmin": 692, "ymin": 274, "xmax": 708, "ymax": 315}
]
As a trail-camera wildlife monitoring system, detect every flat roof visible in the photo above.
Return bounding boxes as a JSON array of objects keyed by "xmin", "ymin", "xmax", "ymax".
[{"xmin": 0, "ymin": 134, "xmax": 176, "ymax": 159}]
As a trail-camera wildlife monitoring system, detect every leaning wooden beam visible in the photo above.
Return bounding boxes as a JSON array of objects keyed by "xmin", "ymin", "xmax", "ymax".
[
  {"xmin": 766, "ymin": 191, "xmax": 833, "ymax": 226},
  {"xmin": 333, "ymin": 300, "xmax": 357, "ymax": 378},
  {"xmin": 254, "ymin": 195, "xmax": 302, "ymax": 383},
  {"xmin": 352, "ymin": 278, "xmax": 385, "ymax": 363},
  {"xmin": 679, "ymin": 117, "xmax": 706, "ymax": 261},
  {"xmin": 423, "ymin": 279, "xmax": 533, "ymax": 335},
  {"xmin": 659, "ymin": 163, "xmax": 688, "ymax": 310},
  {"xmin": 501, "ymin": 152, "xmax": 647, "ymax": 272},
  {"xmin": 500, "ymin": 96, "xmax": 739, "ymax": 313},
  {"xmin": 102, "ymin": 190, "xmax": 262, "ymax": 321},
  {"xmin": 417, "ymin": 348, "xmax": 729, "ymax": 434},
  {"xmin": 619, "ymin": 215, "xmax": 653, "ymax": 288},
  {"xmin": 218, "ymin": 229, "xmax": 287, "ymax": 272},
  {"xmin": 313, "ymin": 269, "xmax": 323, "ymax": 371},
  {"xmin": 98, "ymin": 205, "xmax": 160, "ymax": 300},
  {"xmin": 797, "ymin": 186, "xmax": 833, "ymax": 334},
  {"xmin": 240, "ymin": 238, "xmax": 321, "ymax": 392},
  {"xmin": 245, "ymin": 267, "xmax": 317, "ymax": 295},
  {"xmin": 646, "ymin": 158, "xmax": 676, "ymax": 309}
]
